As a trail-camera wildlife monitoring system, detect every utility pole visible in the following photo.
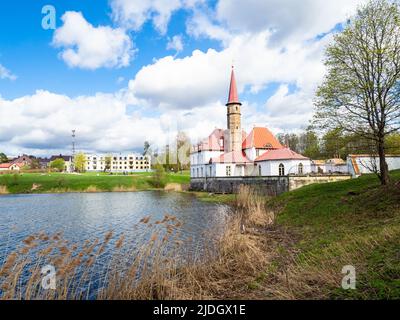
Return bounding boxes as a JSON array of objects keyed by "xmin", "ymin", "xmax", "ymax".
[{"xmin": 71, "ymin": 130, "xmax": 76, "ymax": 172}]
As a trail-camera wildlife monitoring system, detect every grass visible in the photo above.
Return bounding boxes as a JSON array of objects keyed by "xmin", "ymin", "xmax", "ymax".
[
  {"xmin": 258, "ymin": 169, "xmax": 400, "ymax": 299},
  {"xmin": 0, "ymin": 171, "xmax": 191, "ymax": 194}
]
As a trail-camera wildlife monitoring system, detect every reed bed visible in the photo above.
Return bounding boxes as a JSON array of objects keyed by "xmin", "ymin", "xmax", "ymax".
[{"xmin": 0, "ymin": 185, "xmax": 276, "ymax": 300}]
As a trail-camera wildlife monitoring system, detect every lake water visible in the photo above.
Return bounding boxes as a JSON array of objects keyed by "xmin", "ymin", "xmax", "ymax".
[{"xmin": 0, "ymin": 191, "xmax": 231, "ymax": 298}]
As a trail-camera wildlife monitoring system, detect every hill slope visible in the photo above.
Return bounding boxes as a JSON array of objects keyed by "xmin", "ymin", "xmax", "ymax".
[{"xmin": 266, "ymin": 170, "xmax": 400, "ymax": 299}]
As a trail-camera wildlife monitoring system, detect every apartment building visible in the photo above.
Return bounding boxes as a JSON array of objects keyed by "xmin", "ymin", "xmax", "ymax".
[{"xmin": 86, "ymin": 153, "xmax": 151, "ymax": 173}]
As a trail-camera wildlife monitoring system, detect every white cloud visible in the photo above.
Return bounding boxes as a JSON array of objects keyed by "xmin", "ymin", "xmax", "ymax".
[
  {"xmin": 167, "ymin": 35, "xmax": 184, "ymax": 52},
  {"xmin": 1, "ymin": 1, "xmax": 370, "ymax": 155},
  {"xmin": 191, "ymin": 0, "xmax": 366, "ymax": 45},
  {"xmin": 0, "ymin": 64, "xmax": 17, "ymax": 81},
  {"xmin": 128, "ymin": 31, "xmax": 327, "ymax": 110},
  {"xmin": 53, "ymin": 11, "xmax": 134, "ymax": 70},
  {"xmin": 0, "ymin": 90, "xmax": 226, "ymax": 155},
  {"xmin": 110, "ymin": 0, "xmax": 201, "ymax": 34}
]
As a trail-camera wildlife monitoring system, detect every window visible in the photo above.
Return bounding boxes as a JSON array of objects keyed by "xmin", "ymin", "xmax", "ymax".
[
  {"xmin": 256, "ymin": 149, "xmax": 260, "ymax": 157},
  {"xmin": 298, "ymin": 163, "xmax": 304, "ymax": 175},
  {"xmin": 226, "ymin": 166, "xmax": 231, "ymax": 176},
  {"xmin": 259, "ymin": 165, "xmax": 262, "ymax": 176},
  {"xmin": 197, "ymin": 168, "xmax": 199, "ymax": 177},
  {"xmin": 201, "ymin": 168, "xmax": 203, "ymax": 177},
  {"xmin": 209, "ymin": 167, "xmax": 212, "ymax": 177},
  {"xmin": 279, "ymin": 163, "xmax": 285, "ymax": 176}
]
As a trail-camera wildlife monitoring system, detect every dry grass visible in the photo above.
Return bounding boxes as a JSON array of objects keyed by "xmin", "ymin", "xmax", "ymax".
[
  {"xmin": 85, "ymin": 185, "xmax": 99, "ymax": 193},
  {"xmin": 0, "ymin": 185, "xmax": 278, "ymax": 300},
  {"xmin": 112, "ymin": 185, "xmax": 137, "ymax": 192},
  {"xmin": 164, "ymin": 183, "xmax": 183, "ymax": 192},
  {"xmin": 0, "ymin": 185, "xmax": 8, "ymax": 194}
]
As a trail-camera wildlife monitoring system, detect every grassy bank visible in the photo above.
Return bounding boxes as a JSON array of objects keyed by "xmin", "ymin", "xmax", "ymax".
[
  {"xmin": 0, "ymin": 172, "xmax": 190, "ymax": 194},
  {"xmin": 261, "ymin": 169, "xmax": 400, "ymax": 299}
]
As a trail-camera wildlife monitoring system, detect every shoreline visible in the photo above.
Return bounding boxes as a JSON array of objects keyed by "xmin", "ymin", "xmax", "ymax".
[{"xmin": 0, "ymin": 185, "xmax": 236, "ymax": 204}]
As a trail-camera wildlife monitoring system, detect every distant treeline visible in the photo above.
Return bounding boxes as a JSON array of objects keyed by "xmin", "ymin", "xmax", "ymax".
[{"xmin": 276, "ymin": 128, "xmax": 400, "ymax": 160}]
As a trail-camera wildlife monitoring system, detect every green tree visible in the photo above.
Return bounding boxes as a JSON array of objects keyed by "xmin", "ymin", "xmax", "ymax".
[
  {"xmin": 151, "ymin": 164, "xmax": 167, "ymax": 188},
  {"xmin": 315, "ymin": 0, "xmax": 400, "ymax": 185},
  {"xmin": 386, "ymin": 133, "xmax": 400, "ymax": 154},
  {"xmin": 321, "ymin": 128, "xmax": 348, "ymax": 159},
  {"xmin": 302, "ymin": 128, "xmax": 322, "ymax": 159},
  {"xmin": 0, "ymin": 152, "xmax": 8, "ymax": 164},
  {"xmin": 104, "ymin": 155, "xmax": 112, "ymax": 172},
  {"xmin": 49, "ymin": 158, "xmax": 66, "ymax": 172},
  {"xmin": 74, "ymin": 153, "xmax": 87, "ymax": 173},
  {"xmin": 30, "ymin": 158, "xmax": 41, "ymax": 170}
]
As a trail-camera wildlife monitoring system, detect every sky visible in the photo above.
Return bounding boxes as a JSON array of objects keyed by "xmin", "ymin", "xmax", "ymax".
[{"xmin": 0, "ymin": 0, "xmax": 367, "ymax": 156}]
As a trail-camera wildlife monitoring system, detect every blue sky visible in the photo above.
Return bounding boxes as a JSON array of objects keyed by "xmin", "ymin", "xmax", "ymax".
[
  {"xmin": 0, "ymin": 0, "xmax": 364, "ymax": 156},
  {"xmin": 0, "ymin": 0, "xmax": 220, "ymax": 99}
]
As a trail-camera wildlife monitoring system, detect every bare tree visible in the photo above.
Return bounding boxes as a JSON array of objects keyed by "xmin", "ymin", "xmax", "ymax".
[{"xmin": 315, "ymin": 0, "xmax": 400, "ymax": 185}]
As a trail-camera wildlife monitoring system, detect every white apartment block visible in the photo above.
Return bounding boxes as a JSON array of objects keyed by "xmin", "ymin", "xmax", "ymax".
[{"xmin": 85, "ymin": 153, "xmax": 151, "ymax": 173}]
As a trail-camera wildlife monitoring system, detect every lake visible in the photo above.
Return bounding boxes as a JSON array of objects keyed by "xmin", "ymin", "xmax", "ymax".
[{"xmin": 0, "ymin": 191, "xmax": 231, "ymax": 298}]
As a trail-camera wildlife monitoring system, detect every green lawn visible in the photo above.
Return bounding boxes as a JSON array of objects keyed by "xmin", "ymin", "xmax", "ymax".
[
  {"xmin": 0, "ymin": 171, "xmax": 191, "ymax": 194},
  {"xmin": 267, "ymin": 170, "xmax": 400, "ymax": 299}
]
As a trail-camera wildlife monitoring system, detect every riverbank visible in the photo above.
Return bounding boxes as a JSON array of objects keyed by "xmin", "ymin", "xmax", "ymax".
[
  {"xmin": 1, "ymin": 170, "xmax": 399, "ymax": 299},
  {"xmin": 104, "ymin": 169, "xmax": 400, "ymax": 299},
  {"xmin": 0, "ymin": 172, "xmax": 190, "ymax": 194}
]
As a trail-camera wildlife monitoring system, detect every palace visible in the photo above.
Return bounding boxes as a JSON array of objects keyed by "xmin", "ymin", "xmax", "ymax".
[{"xmin": 190, "ymin": 67, "xmax": 312, "ymax": 178}]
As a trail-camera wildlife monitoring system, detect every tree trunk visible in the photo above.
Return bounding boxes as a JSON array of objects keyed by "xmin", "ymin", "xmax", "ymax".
[{"xmin": 377, "ymin": 137, "xmax": 390, "ymax": 185}]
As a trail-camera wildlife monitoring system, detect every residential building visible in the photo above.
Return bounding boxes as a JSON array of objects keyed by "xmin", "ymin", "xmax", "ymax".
[
  {"xmin": 85, "ymin": 153, "xmax": 151, "ymax": 173},
  {"xmin": 0, "ymin": 163, "xmax": 23, "ymax": 172}
]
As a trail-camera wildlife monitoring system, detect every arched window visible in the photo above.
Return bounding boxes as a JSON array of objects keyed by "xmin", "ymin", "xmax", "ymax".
[
  {"xmin": 279, "ymin": 163, "xmax": 285, "ymax": 176},
  {"xmin": 298, "ymin": 163, "xmax": 304, "ymax": 175}
]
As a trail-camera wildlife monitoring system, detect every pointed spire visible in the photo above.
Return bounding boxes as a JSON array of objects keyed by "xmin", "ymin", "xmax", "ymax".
[{"xmin": 226, "ymin": 65, "xmax": 241, "ymax": 106}]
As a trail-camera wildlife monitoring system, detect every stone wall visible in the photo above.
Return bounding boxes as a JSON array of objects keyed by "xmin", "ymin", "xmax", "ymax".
[
  {"xmin": 190, "ymin": 174, "xmax": 352, "ymax": 195},
  {"xmin": 288, "ymin": 175, "xmax": 351, "ymax": 191},
  {"xmin": 190, "ymin": 176, "xmax": 289, "ymax": 196}
]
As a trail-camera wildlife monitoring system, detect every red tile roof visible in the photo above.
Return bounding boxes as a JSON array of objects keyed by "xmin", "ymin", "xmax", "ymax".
[
  {"xmin": 255, "ymin": 148, "xmax": 309, "ymax": 161},
  {"xmin": 211, "ymin": 151, "xmax": 252, "ymax": 164},
  {"xmin": 197, "ymin": 129, "xmax": 225, "ymax": 151},
  {"xmin": 0, "ymin": 163, "xmax": 18, "ymax": 169},
  {"xmin": 242, "ymin": 127, "xmax": 283, "ymax": 149},
  {"xmin": 227, "ymin": 67, "xmax": 241, "ymax": 105}
]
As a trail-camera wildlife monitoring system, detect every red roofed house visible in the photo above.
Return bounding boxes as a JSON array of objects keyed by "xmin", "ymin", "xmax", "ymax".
[
  {"xmin": 0, "ymin": 163, "xmax": 23, "ymax": 172},
  {"xmin": 190, "ymin": 67, "xmax": 312, "ymax": 178}
]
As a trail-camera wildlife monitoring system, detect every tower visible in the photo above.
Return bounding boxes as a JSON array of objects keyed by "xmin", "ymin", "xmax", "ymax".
[{"xmin": 225, "ymin": 66, "xmax": 242, "ymax": 153}]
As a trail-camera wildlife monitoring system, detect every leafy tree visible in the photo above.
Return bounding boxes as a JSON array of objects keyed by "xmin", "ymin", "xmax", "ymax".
[
  {"xmin": 0, "ymin": 152, "xmax": 8, "ymax": 164},
  {"xmin": 386, "ymin": 133, "xmax": 400, "ymax": 154},
  {"xmin": 49, "ymin": 158, "xmax": 66, "ymax": 172},
  {"xmin": 151, "ymin": 164, "xmax": 167, "ymax": 188},
  {"xmin": 315, "ymin": 0, "xmax": 400, "ymax": 185},
  {"xmin": 104, "ymin": 155, "xmax": 112, "ymax": 172},
  {"xmin": 30, "ymin": 158, "xmax": 41, "ymax": 170},
  {"xmin": 321, "ymin": 128, "xmax": 348, "ymax": 159},
  {"xmin": 302, "ymin": 128, "xmax": 322, "ymax": 159},
  {"xmin": 74, "ymin": 153, "xmax": 87, "ymax": 173}
]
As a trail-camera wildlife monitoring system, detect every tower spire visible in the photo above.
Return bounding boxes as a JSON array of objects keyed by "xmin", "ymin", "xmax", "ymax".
[{"xmin": 227, "ymin": 65, "xmax": 241, "ymax": 106}]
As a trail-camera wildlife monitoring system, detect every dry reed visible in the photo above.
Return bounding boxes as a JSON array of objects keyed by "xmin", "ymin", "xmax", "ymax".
[{"xmin": 0, "ymin": 185, "xmax": 278, "ymax": 300}]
